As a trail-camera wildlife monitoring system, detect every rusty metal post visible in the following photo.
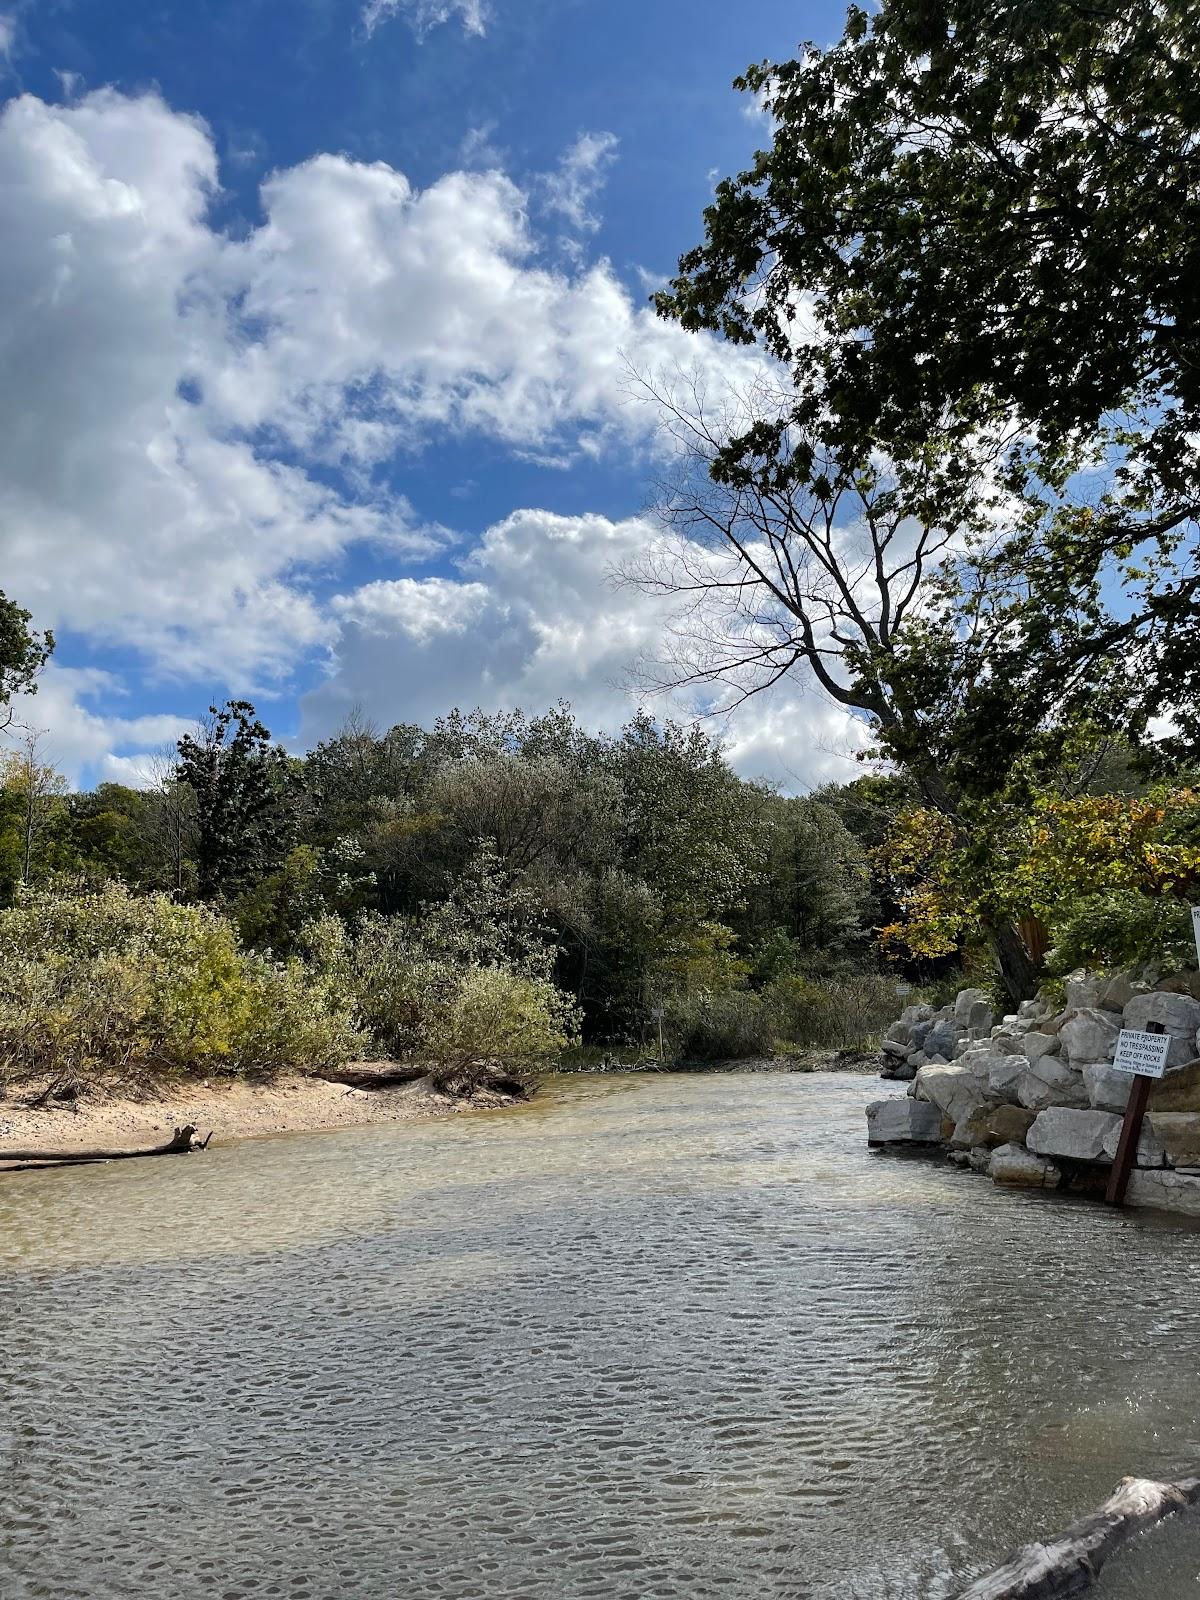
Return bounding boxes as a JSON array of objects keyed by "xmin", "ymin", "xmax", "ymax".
[{"xmin": 1105, "ymin": 1021, "xmax": 1165, "ymax": 1207}]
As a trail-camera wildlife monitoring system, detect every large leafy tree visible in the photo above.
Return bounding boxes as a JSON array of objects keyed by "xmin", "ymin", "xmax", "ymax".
[
  {"xmin": 648, "ymin": 0, "xmax": 1200, "ymax": 997},
  {"xmin": 0, "ymin": 591, "xmax": 53, "ymax": 725},
  {"xmin": 176, "ymin": 701, "xmax": 296, "ymax": 903}
]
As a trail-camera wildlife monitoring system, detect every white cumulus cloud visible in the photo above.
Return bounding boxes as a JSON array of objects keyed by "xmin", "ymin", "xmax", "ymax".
[{"xmin": 305, "ymin": 509, "xmax": 872, "ymax": 790}]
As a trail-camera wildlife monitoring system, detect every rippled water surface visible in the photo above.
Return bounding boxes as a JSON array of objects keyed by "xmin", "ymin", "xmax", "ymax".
[{"xmin": 3, "ymin": 1072, "xmax": 1200, "ymax": 1599}]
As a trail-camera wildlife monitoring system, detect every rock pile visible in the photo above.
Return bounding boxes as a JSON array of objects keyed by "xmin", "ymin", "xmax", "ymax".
[{"xmin": 866, "ymin": 971, "xmax": 1200, "ymax": 1217}]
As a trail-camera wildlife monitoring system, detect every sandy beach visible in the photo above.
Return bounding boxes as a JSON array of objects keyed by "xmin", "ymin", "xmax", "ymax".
[{"xmin": 0, "ymin": 1069, "xmax": 518, "ymax": 1167}]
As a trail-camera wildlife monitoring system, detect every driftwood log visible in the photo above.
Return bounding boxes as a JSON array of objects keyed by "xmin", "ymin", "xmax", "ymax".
[
  {"xmin": 960, "ymin": 1474, "xmax": 1200, "ymax": 1598},
  {"xmin": 310, "ymin": 1062, "xmax": 429, "ymax": 1089},
  {"xmin": 0, "ymin": 1124, "xmax": 211, "ymax": 1169}
]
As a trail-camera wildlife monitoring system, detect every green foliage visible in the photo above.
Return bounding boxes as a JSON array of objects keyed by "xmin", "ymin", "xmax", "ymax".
[
  {"xmin": 1046, "ymin": 893, "xmax": 1197, "ymax": 977},
  {"xmin": 176, "ymin": 701, "xmax": 296, "ymax": 903},
  {"xmin": 664, "ymin": 990, "xmax": 773, "ymax": 1062},
  {"xmin": 763, "ymin": 973, "xmax": 900, "ymax": 1051},
  {"xmin": 0, "ymin": 590, "xmax": 53, "ymax": 712},
  {"xmin": 420, "ymin": 966, "xmax": 580, "ymax": 1093},
  {"xmin": 0, "ymin": 883, "xmax": 361, "ymax": 1091},
  {"xmin": 299, "ymin": 849, "xmax": 581, "ymax": 1088}
]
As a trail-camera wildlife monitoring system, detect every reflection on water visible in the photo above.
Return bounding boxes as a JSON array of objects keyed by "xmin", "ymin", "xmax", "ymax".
[{"xmin": 1, "ymin": 1072, "xmax": 1199, "ymax": 1598}]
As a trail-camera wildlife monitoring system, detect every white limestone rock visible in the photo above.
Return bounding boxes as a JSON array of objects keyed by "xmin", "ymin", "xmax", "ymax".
[
  {"xmin": 1027, "ymin": 1107, "xmax": 1121, "ymax": 1163},
  {"xmin": 866, "ymin": 1097, "xmax": 943, "ymax": 1146},
  {"xmin": 953, "ymin": 987, "xmax": 987, "ymax": 1021},
  {"xmin": 912, "ymin": 1064, "xmax": 989, "ymax": 1127},
  {"xmin": 1065, "ymin": 972, "xmax": 1100, "ymax": 1009},
  {"xmin": 1125, "ymin": 1168, "xmax": 1200, "ymax": 1218},
  {"xmin": 1083, "ymin": 1062, "xmax": 1132, "ymax": 1114},
  {"xmin": 986, "ymin": 1054, "xmax": 1029, "ymax": 1105},
  {"xmin": 1018, "ymin": 1031, "xmax": 1061, "ymax": 1063},
  {"xmin": 1016, "ymin": 1055, "xmax": 1089, "ymax": 1111},
  {"xmin": 1123, "ymin": 992, "xmax": 1200, "ymax": 1066},
  {"xmin": 1058, "ymin": 1007, "xmax": 1122, "ymax": 1067},
  {"xmin": 989, "ymin": 1143, "xmax": 1062, "ymax": 1189}
]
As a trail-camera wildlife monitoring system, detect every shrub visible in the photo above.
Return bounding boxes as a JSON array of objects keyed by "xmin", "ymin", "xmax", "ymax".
[
  {"xmin": 763, "ymin": 972, "xmax": 899, "ymax": 1050},
  {"xmin": 664, "ymin": 990, "xmax": 774, "ymax": 1062},
  {"xmin": 0, "ymin": 884, "xmax": 361, "ymax": 1091},
  {"xmin": 421, "ymin": 966, "xmax": 580, "ymax": 1093}
]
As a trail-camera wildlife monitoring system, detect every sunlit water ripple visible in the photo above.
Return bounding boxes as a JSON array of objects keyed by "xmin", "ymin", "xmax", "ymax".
[{"xmin": 2, "ymin": 1072, "xmax": 1199, "ymax": 1599}]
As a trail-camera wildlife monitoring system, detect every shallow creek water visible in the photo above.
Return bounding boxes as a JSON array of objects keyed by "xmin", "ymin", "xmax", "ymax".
[{"xmin": 2, "ymin": 1071, "xmax": 1200, "ymax": 1599}]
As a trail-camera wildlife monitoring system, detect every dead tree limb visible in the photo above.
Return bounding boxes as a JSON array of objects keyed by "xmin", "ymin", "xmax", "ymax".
[
  {"xmin": 0, "ymin": 1124, "xmax": 207, "ymax": 1168},
  {"xmin": 959, "ymin": 1474, "xmax": 1200, "ymax": 1598},
  {"xmin": 310, "ymin": 1063, "xmax": 428, "ymax": 1089}
]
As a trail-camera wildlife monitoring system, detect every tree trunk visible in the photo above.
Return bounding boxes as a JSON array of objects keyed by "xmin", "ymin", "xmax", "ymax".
[
  {"xmin": 959, "ymin": 1473, "xmax": 1200, "ymax": 1598},
  {"xmin": 0, "ymin": 1125, "xmax": 209, "ymax": 1168},
  {"xmin": 311, "ymin": 1062, "xmax": 428, "ymax": 1089},
  {"xmin": 988, "ymin": 920, "xmax": 1040, "ymax": 1008}
]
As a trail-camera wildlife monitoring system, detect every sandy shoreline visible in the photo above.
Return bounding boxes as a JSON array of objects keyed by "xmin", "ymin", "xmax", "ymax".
[{"xmin": 0, "ymin": 1069, "xmax": 516, "ymax": 1167}]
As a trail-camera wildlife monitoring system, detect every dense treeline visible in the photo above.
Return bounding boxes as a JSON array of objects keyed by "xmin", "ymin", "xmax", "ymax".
[{"xmin": 0, "ymin": 701, "xmax": 910, "ymax": 1089}]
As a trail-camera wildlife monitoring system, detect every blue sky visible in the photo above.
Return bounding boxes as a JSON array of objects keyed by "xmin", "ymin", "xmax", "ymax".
[{"xmin": 0, "ymin": 0, "xmax": 866, "ymax": 789}]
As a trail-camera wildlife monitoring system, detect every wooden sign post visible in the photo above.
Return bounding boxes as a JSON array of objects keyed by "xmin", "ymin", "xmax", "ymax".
[
  {"xmin": 1106, "ymin": 1021, "xmax": 1170, "ymax": 1206},
  {"xmin": 651, "ymin": 1005, "xmax": 665, "ymax": 1061}
]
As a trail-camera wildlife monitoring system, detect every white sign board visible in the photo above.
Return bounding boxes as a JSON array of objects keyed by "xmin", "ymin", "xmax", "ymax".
[
  {"xmin": 1112, "ymin": 1028, "xmax": 1171, "ymax": 1079},
  {"xmin": 1192, "ymin": 905, "xmax": 1200, "ymax": 968},
  {"xmin": 894, "ymin": 982, "xmax": 912, "ymax": 997},
  {"xmin": 651, "ymin": 1006, "xmax": 664, "ymax": 1021}
]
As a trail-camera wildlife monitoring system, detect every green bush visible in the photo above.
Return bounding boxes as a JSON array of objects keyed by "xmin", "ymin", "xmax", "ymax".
[
  {"xmin": 301, "ymin": 911, "xmax": 580, "ymax": 1089},
  {"xmin": 0, "ymin": 884, "xmax": 361, "ymax": 1091},
  {"xmin": 763, "ymin": 972, "xmax": 900, "ymax": 1050},
  {"xmin": 421, "ymin": 966, "xmax": 580, "ymax": 1093},
  {"xmin": 1046, "ymin": 891, "xmax": 1196, "ymax": 975},
  {"xmin": 665, "ymin": 990, "xmax": 774, "ymax": 1061}
]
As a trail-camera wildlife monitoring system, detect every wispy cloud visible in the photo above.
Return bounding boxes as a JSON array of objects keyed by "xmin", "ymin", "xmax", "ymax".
[
  {"xmin": 0, "ymin": 13, "xmax": 17, "ymax": 59},
  {"xmin": 362, "ymin": 0, "xmax": 487, "ymax": 40},
  {"xmin": 540, "ymin": 131, "xmax": 618, "ymax": 234}
]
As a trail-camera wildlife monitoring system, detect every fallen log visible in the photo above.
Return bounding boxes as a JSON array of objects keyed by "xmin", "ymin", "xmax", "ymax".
[
  {"xmin": 310, "ymin": 1062, "xmax": 428, "ymax": 1089},
  {"xmin": 0, "ymin": 1124, "xmax": 211, "ymax": 1168},
  {"xmin": 959, "ymin": 1474, "xmax": 1200, "ymax": 1598}
]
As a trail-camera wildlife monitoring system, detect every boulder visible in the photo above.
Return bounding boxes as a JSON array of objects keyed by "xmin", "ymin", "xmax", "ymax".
[
  {"xmin": 1017, "ymin": 1055, "xmax": 1089, "ymax": 1111},
  {"xmin": 881, "ymin": 1036, "xmax": 910, "ymax": 1059},
  {"xmin": 1083, "ymin": 1062, "xmax": 1132, "ymax": 1114},
  {"xmin": 990, "ymin": 1143, "xmax": 1062, "ymax": 1189},
  {"xmin": 1065, "ymin": 972, "xmax": 1100, "ymax": 1009},
  {"xmin": 986, "ymin": 1054, "xmax": 1029, "ymax": 1105},
  {"xmin": 880, "ymin": 1059, "xmax": 918, "ymax": 1082},
  {"xmin": 1019, "ymin": 1031, "xmax": 1061, "ymax": 1063},
  {"xmin": 1023, "ymin": 1106, "xmax": 1164, "ymax": 1168},
  {"xmin": 1123, "ymin": 993, "xmax": 1200, "ymax": 1066},
  {"xmin": 924, "ymin": 1018, "xmax": 963, "ymax": 1060},
  {"xmin": 1125, "ymin": 1168, "xmax": 1200, "ymax": 1218},
  {"xmin": 1149, "ymin": 1060, "xmax": 1200, "ymax": 1113},
  {"xmin": 913, "ymin": 1063, "xmax": 990, "ymax": 1127},
  {"xmin": 898, "ymin": 1002, "xmax": 936, "ymax": 1026},
  {"xmin": 954, "ymin": 987, "xmax": 987, "ymax": 1021},
  {"xmin": 1101, "ymin": 1115, "xmax": 1166, "ymax": 1168},
  {"xmin": 1058, "ymin": 1007, "xmax": 1122, "ymax": 1066},
  {"xmin": 1097, "ymin": 971, "xmax": 1147, "ymax": 1012},
  {"xmin": 1147, "ymin": 1113, "xmax": 1200, "ymax": 1168},
  {"xmin": 951, "ymin": 1103, "xmax": 1037, "ymax": 1150},
  {"xmin": 964, "ymin": 1000, "xmax": 995, "ymax": 1033},
  {"xmin": 1027, "ymin": 1107, "xmax": 1121, "ymax": 1163},
  {"xmin": 1155, "ymin": 971, "xmax": 1200, "ymax": 1002},
  {"xmin": 866, "ymin": 1098, "xmax": 943, "ymax": 1146},
  {"xmin": 967, "ymin": 1146, "xmax": 992, "ymax": 1173}
]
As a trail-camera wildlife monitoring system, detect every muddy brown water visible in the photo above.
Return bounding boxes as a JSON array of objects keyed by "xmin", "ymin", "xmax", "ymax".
[{"xmin": 2, "ymin": 1072, "xmax": 1199, "ymax": 1599}]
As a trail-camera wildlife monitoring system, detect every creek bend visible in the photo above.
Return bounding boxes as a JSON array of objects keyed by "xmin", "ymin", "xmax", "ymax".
[{"xmin": 2, "ymin": 1071, "xmax": 1199, "ymax": 1599}]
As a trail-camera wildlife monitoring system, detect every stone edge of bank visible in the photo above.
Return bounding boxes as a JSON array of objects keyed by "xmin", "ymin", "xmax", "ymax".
[{"xmin": 865, "ymin": 971, "xmax": 1200, "ymax": 1220}]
